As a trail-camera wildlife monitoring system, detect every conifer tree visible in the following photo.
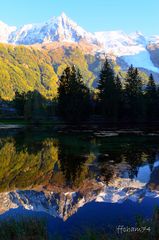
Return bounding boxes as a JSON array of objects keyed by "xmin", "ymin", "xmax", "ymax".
[
  {"xmin": 115, "ymin": 74, "xmax": 122, "ymax": 92},
  {"xmin": 14, "ymin": 91, "xmax": 25, "ymax": 116},
  {"xmin": 97, "ymin": 58, "xmax": 120, "ymax": 121},
  {"xmin": 145, "ymin": 74, "xmax": 157, "ymax": 121},
  {"xmin": 31, "ymin": 91, "xmax": 45, "ymax": 122},
  {"xmin": 146, "ymin": 74, "xmax": 156, "ymax": 97},
  {"xmin": 58, "ymin": 66, "xmax": 91, "ymax": 123},
  {"xmin": 125, "ymin": 66, "xmax": 142, "ymax": 97},
  {"xmin": 124, "ymin": 65, "xmax": 143, "ymax": 121},
  {"xmin": 22, "ymin": 91, "xmax": 45, "ymax": 123},
  {"xmin": 114, "ymin": 74, "xmax": 123, "ymax": 120},
  {"xmin": 58, "ymin": 66, "xmax": 70, "ymax": 119}
]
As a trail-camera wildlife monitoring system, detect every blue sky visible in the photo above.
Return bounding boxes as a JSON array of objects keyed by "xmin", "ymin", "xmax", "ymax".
[{"xmin": 0, "ymin": 0, "xmax": 159, "ymax": 35}]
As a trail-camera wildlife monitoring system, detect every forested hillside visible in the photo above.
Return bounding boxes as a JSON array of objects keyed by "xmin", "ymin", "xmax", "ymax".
[
  {"xmin": 0, "ymin": 44, "xmax": 58, "ymax": 100},
  {"xmin": 0, "ymin": 43, "xmax": 150, "ymax": 100},
  {"xmin": 0, "ymin": 43, "xmax": 99, "ymax": 100}
]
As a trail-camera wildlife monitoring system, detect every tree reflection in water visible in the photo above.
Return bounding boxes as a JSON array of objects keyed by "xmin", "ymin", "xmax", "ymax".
[{"xmin": 0, "ymin": 130, "xmax": 159, "ymax": 193}]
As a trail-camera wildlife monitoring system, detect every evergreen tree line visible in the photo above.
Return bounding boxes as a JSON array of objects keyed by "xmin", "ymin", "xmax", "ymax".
[
  {"xmin": 13, "ymin": 59, "xmax": 159, "ymax": 124},
  {"xmin": 57, "ymin": 59, "xmax": 159, "ymax": 123}
]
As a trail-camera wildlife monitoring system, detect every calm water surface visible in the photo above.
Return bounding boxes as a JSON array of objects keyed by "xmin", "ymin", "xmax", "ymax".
[{"xmin": 0, "ymin": 127, "xmax": 159, "ymax": 239}]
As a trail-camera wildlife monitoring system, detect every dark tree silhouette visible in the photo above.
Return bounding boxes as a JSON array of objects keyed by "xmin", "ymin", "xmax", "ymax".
[
  {"xmin": 124, "ymin": 65, "xmax": 143, "ymax": 121},
  {"xmin": 145, "ymin": 73, "xmax": 157, "ymax": 121},
  {"xmin": 14, "ymin": 90, "xmax": 46, "ymax": 123},
  {"xmin": 58, "ymin": 66, "xmax": 91, "ymax": 123},
  {"xmin": 97, "ymin": 58, "xmax": 119, "ymax": 121}
]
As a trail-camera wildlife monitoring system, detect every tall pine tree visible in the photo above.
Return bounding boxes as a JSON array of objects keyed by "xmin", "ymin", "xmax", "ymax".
[
  {"xmin": 58, "ymin": 66, "xmax": 91, "ymax": 123},
  {"xmin": 145, "ymin": 74, "xmax": 157, "ymax": 121},
  {"xmin": 124, "ymin": 65, "xmax": 143, "ymax": 121},
  {"xmin": 114, "ymin": 74, "xmax": 124, "ymax": 120},
  {"xmin": 97, "ymin": 58, "xmax": 120, "ymax": 121}
]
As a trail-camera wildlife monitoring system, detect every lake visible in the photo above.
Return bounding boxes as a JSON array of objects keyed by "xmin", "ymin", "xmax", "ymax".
[{"xmin": 0, "ymin": 126, "xmax": 159, "ymax": 239}]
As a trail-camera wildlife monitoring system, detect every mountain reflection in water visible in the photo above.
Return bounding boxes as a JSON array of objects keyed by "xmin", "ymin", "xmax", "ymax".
[{"xmin": 0, "ymin": 128, "xmax": 159, "ymax": 221}]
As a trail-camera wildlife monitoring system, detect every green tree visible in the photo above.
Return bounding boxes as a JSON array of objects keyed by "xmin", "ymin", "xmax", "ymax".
[
  {"xmin": 124, "ymin": 65, "xmax": 143, "ymax": 121},
  {"xmin": 97, "ymin": 58, "xmax": 120, "ymax": 121},
  {"xmin": 23, "ymin": 91, "xmax": 33, "ymax": 122},
  {"xmin": 14, "ymin": 91, "xmax": 46, "ymax": 123},
  {"xmin": 14, "ymin": 91, "xmax": 25, "ymax": 116},
  {"xmin": 145, "ymin": 74, "xmax": 157, "ymax": 121},
  {"xmin": 114, "ymin": 74, "xmax": 124, "ymax": 120},
  {"xmin": 31, "ymin": 91, "xmax": 46, "ymax": 122},
  {"xmin": 58, "ymin": 66, "xmax": 91, "ymax": 123}
]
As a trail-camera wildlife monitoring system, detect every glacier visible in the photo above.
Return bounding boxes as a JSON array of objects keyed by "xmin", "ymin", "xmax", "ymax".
[{"xmin": 123, "ymin": 50, "xmax": 159, "ymax": 73}]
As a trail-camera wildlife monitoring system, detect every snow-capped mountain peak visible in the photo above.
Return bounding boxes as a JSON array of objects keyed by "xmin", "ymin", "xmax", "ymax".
[
  {"xmin": 95, "ymin": 30, "xmax": 146, "ymax": 56},
  {"xmin": 7, "ymin": 12, "xmax": 97, "ymax": 45},
  {"xmin": 58, "ymin": 12, "xmax": 70, "ymax": 22},
  {"xmin": 0, "ymin": 21, "xmax": 16, "ymax": 43},
  {"xmin": 0, "ymin": 13, "xmax": 159, "ymax": 74},
  {"xmin": 148, "ymin": 35, "xmax": 159, "ymax": 44},
  {"xmin": 0, "ymin": 13, "xmax": 158, "ymax": 48},
  {"xmin": 129, "ymin": 31, "xmax": 147, "ymax": 46}
]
